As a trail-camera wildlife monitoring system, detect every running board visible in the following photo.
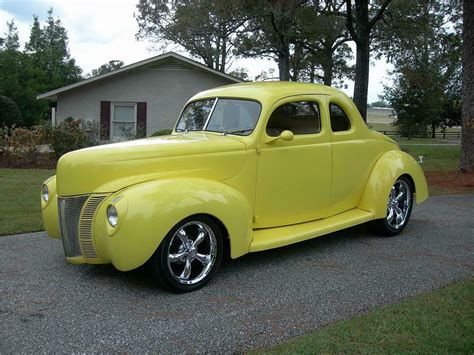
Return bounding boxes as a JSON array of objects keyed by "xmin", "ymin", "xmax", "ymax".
[{"xmin": 250, "ymin": 209, "xmax": 374, "ymax": 252}]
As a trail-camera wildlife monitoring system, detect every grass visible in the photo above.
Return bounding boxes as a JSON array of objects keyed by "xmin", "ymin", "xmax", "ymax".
[
  {"xmin": 0, "ymin": 168, "xmax": 55, "ymax": 235},
  {"xmin": 265, "ymin": 279, "xmax": 474, "ymax": 354},
  {"xmin": 395, "ymin": 140, "xmax": 460, "ymax": 171}
]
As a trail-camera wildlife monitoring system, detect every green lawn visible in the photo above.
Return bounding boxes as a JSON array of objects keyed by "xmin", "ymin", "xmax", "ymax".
[
  {"xmin": 395, "ymin": 139, "xmax": 461, "ymax": 171},
  {"xmin": 0, "ymin": 169, "xmax": 55, "ymax": 235},
  {"xmin": 265, "ymin": 279, "xmax": 474, "ymax": 354}
]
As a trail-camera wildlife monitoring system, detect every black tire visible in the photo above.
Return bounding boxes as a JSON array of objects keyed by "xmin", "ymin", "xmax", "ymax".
[
  {"xmin": 371, "ymin": 176, "xmax": 414, "ymax": 237},
  {"xmin": 150, "ymin": 215, "xmax": 223, "ymax": 293}
]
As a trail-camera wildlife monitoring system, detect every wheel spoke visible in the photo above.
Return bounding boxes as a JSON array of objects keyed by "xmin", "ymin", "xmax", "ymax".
[
  {"xmin": 390, "ymin": 186, "xmax": 396, "ymax": 199},
  {"xmin": 395, "ymin": 207, "xmax": 403, "ymax": 226},
  {"xmin": 387, "ymin": 207, "xmax": 395, "ymax": 223},
  {"xmin": 180, "ymin": 258, "xmax": 192, "ymax": 280},
  {"xmin": 194, "ymin": 231, "xmax": 206, "ymax": 247},
  {"xmin": 195, "ymin": 253, "xmax": 210, "ymax": 265},
  {"xmin": 394, "ymin": 191, "xmax": 405, "ymax": 202},
  {"xmin": 169, "ymin": 252, "xmax": 186, "ymax": 263},
  {"xmin": 177, "ymin": 229, "xmax": 188, "ymax": 245}
]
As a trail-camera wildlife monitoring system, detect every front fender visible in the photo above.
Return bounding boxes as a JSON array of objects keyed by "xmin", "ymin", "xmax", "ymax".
[
  {"xmin": 94, "ymin": 178, "xmax": 252, "ymax": 271},
  {"xmin": 358, "ymin": 150, "xmax": 428, "ymax": 219},
  {"xmin": 41, "ymin": 176, "xmax": 60, "ymax": 239}
]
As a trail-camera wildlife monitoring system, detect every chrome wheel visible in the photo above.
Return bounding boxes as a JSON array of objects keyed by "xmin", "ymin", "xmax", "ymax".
[
  {"xmin": 386, "ymin": 179, "xmax": 412, "ymax": 230},
  {"xmin": 166, "ymin": 221, "xmax": 217, "ymax": 285}
]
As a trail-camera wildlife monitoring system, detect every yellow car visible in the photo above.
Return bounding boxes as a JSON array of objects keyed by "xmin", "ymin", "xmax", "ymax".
[{"xmin": 41, "ymin": 82, "xmax": 428, "ymax": 292}]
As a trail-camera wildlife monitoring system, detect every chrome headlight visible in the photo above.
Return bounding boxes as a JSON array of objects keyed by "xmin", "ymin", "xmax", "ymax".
[
  {"xmin": 107, "ymin": 205, "xmax": 118, "ymax": 228},
  {"xmin": 41, "ymin": 184, "xmax": 49, "ymax": 202}
]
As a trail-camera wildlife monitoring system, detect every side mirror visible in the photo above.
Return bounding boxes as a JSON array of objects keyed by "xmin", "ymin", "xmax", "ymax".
[
  {"xmin": 265, "ymin": 130, "xmax": 294, "ymax": 144},
  {"xmin": 279, "ymin": 130, "xmax": 294, "ymax": 141}
]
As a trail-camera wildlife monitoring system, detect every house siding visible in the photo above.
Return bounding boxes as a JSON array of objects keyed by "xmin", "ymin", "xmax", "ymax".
[{"xmin": 56, "ymin": 62, "xmax": 235, "ymax": 136}]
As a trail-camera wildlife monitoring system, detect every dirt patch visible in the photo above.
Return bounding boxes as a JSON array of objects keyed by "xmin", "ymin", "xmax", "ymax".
[
  {"xmin": 425, "ymin": 170, "xmax": 474, "ymax": 195},
  {"xmin": 0, "ymin": 153, "xmax": 57, "ymax": 169}
]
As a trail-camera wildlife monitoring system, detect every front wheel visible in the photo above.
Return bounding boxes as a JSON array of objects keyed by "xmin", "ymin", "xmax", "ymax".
[
  {"xmin": 150, "ymin": 216, "xmax": 223, "ymax": 293},
  {"xmin": 371, "ymin": 176, "xmax": 414, "ymax": 237}
]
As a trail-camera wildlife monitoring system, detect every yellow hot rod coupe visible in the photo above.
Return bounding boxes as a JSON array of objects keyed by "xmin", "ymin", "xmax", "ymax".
[{"xmin": 41, "ymin": 82, "xmax": 428, "ymax": 292}]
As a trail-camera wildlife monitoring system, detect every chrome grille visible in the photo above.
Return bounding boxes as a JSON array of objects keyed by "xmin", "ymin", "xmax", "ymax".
[
  {"xmin": 79, "ymin": 195, "xmax": 107, "ymax": 259},
  {"xmin": 58, "ymin": 196, "xmax": 88, "ymax": 257},
  {"xmin": 58, "ymin": 194, "xmax": 108, "ymax": 259}
]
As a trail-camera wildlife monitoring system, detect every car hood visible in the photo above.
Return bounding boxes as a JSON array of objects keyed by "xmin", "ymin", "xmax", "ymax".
[{"xmin": 56, "ymin": 132, "xmax": 248, "ymax": 196}]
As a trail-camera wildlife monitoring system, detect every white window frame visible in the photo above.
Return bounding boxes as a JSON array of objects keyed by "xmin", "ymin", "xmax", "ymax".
[{"xmin": 110, "ymin": 102, "xmax": 137, "ymax": 138}]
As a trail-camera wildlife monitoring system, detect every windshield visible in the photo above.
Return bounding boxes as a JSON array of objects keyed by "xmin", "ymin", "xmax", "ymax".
[{"xmin": 175, "ymin": 98, "xmax": 261, "ymax": 136}]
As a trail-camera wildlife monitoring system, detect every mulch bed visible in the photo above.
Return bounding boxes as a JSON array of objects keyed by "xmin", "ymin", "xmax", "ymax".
[
  {"xmin": 0, "ymin": 153, "xmax": 57, "ymax": 169},
  {"xmin": 425, "ymin": 170, "xmax": 474, "ymax": 194}
]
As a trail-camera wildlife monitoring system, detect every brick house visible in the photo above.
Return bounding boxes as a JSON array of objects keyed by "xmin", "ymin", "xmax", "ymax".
[{"xmin": 37, "ymin": 52, "xmax": 243, "ymax": 139}]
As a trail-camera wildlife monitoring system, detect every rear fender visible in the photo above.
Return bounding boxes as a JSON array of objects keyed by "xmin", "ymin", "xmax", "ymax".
[{"xmin": 358, "ymin": 150, "xmax": 428, "ymax": 219}]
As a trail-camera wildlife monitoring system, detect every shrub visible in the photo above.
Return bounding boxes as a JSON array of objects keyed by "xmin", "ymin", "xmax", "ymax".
[
  {"xmin": 48, "ymin": 118, "xmax": 100, "ymax": 157},
  {"xmin": 118, "ymin": 123, "xmax": 147, "ymax": 141},
  {"xmin": 151, "ymin": 129, "xmax": 173, "ymax": 136},
  {"xmin": 1, "ymin": 124, "xmax": 45, "ymax": 164},
  {"xmin": 0, "ymin": 96, "xmax": 23, "ymax": 127}
]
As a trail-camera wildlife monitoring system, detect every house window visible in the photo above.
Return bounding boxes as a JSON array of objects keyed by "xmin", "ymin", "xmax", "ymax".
[{"xmin": 111, "ymin": 103, "xmax": 136, "ymax": 138}]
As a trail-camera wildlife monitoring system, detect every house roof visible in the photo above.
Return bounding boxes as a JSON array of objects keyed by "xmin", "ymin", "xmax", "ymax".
[{"xmin": 37, "ymin": 52, "xmax": 244, "ymax": 101}]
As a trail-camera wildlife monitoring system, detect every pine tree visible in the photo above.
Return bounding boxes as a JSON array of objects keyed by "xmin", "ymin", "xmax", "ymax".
[{"xmin": 3, "ymin": 20, "xmax": 20, "ymax": 51}]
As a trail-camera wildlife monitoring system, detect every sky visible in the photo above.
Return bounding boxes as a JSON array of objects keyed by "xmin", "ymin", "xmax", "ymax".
[{"xmin": 0, "ymin": 0, "xmax": 392, "ymax": 103}]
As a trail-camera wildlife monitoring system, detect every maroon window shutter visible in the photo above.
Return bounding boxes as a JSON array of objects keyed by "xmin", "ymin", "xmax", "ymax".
[
  {"xmin": 137, "ymin": 102, "xmax": 147, "ymax": 137},
  {"xmin": 100, "ymin": 101, "xmax": 111, "ymax": 140}
]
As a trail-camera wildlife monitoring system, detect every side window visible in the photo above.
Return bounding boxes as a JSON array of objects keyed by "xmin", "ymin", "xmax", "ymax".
[
  {"xmin": 329, "ymin": 103, "xmax": 351, "ymax": 132},
  {"xmin": 266, "ymin": 101, "xmax": 321, "ymax": 137}
]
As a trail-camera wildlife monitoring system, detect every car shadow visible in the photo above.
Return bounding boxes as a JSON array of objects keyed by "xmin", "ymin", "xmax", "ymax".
[
  {"xmin": 71, "ymin": 222, "xmax": 379, "ymax": 293},
  {"xmin": 221, "ymin": 223, "xmax": 373, "ymax": 270}
]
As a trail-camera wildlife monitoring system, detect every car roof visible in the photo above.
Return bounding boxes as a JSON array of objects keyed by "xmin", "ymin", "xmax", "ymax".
[{"xmin": 189, "ymin": 81, "xmax": 344, "ymax": 103}]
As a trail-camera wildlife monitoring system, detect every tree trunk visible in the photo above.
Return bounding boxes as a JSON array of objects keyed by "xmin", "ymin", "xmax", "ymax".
[
  {"xmin": 309, "ymin": 60, "xmax": 315, "ymax": 83},
  {"xmin": 353, "ymin": 39, "xmax": 370, "ymax": 121},
  {"xmin": 278, "ymin": 51, "xmax": 290, "ymax": 81},
  {"xmin": 460, "ymin": 0, "xmax": 474, "ymax": 172},
  {"xmin": 431, "ymin": 122, "xmax": 436, "ymax": 138},
  {"xmin": 322, "ymin": 55, "xmax": 333, "ymax": 86},
  {"xmin": 219, "ymin": 37, "xmax": 227, "ymax": 72}
]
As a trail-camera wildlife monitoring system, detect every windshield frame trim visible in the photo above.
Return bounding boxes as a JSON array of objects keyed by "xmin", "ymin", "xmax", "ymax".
[{"xmin": 203, "ymin": 98, "xmax": 218, "ymax": 131}]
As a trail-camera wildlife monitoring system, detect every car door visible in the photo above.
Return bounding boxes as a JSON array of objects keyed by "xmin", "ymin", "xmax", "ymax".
[
  {"xmin": 327, "ymin": 98, "xmax": 381, "ymax": 216},
  {"xmin": 253, "ymin": 96, "xmax": 332, "ymax": 229}
]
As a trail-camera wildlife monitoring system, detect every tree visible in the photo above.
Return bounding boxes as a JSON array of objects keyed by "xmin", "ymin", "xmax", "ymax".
[
  {"xmin": 370, "ymin": 100, "xmax": 388, "ymax": 107},
  {"xmin": 0, "ymin": 9, "xmax": 82, "ymax": 126},
  {"xmin": 228, "ymin": 67, "xmax": 249, "ymax": 80},
  {"xmin": 383, "ymin": 64, "xmax": 444, "ymax": 139},
  {"xmin": 337, "ymin": 0, "xmax": 392, "ymax": 120},
  {"xmin": 460, "ymin": 0, "xmax": 474, "ymax": 171},
  {"xmin": 380, "ymin": 0, "xmax": 461, "ymax": 138},
  {"xmin": 254, "ymin": 68, "xmax": 277, "ymax": 81},
  {"xmin": 91, "ymin": 60, "xmax": 124, "ymax": 76},
  {"xmin": 136, "ymin": 0, "xmax": 246, "ymax": 72},
  {"xmin": 0, "ymin": 95, "xmax": 23, "ymax": 126},
  {"xmin": 26, "ymin": 9, "xmax": 82, "ymax": 91},
  {"xmin": 3, "ymin": 20, "xmax": 20, "ymax": 51},
  {"xmin": 236, "ymin": 0, "xmax": 307, "ymax": 81},
  {"xmin": 296, "ymin": 0, "xmax": 353, "ymax": 86},
  {"xmin": 0, "ymin": 20, "xmax": 40, "ymax": 127}
]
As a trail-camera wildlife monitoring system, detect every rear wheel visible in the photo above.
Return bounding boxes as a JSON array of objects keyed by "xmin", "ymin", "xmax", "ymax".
[
  {"xmin": 372, "ymin": 176, "xmax": 413, "ymax": 236},
  {"xmin": 150, "ymin": 215, "xmax": 223, "ymax": 293}
]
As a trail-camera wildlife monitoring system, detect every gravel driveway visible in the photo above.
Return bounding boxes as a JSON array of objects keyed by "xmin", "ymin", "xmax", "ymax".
[{"xmin": 1, "ymin": 195, "xmax": 473, "ymax": 352}]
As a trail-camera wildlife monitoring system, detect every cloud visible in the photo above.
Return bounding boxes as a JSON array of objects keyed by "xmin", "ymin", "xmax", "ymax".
[{"xmin": 1, "ymin": 0, "xmax": 390, "ymax": 101}]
